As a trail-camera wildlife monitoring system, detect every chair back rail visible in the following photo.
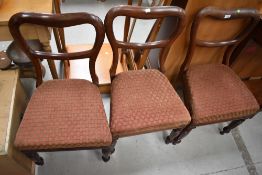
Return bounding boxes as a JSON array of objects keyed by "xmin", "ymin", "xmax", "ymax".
[
  {"xmin": 105, "ymin": 5, "xmax": 186, "ymax": 78},
  {"xmin": 9, "ymin": 12, "xmax": 105, "ymax": 86},
  {"xmin": 180, "ymin": 7, "xmax": 260, "ymax": 74}
]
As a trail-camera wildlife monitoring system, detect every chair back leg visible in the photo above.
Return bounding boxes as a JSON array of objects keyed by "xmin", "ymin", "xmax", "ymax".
[{"xmin": 220, "ymin": 118, "xmax": 246, "ymax": 135}]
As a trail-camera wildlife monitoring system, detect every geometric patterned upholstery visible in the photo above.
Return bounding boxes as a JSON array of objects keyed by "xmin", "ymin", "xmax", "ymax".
[
  {"xmin": 110, "ymin": 69, "xmax": 191, "ymax": 137},
  {"xmin": 184, "ymin": 64, "xmax": 260, "ymax": 126},
  {"xmin": 15, "ymin": 79, "xmax": 112, "ymax": 151}
]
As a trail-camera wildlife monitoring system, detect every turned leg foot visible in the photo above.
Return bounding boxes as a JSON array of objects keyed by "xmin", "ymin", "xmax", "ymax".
[
  {"xmin": 165, "ymin": 128, "xmax": 183, "ymax": 144},
  {"xmin": 102, "ymin": 139, "xmax": 117, "ymax": 162},
  {"xmin": 171, "ymin": 124, "xmax": 195, "ymax": 145},
  {"xmin": 165, "ymin": 136, "xmax": 172, "ymax": 144},
  {"xmin": 24, "ymin": 151, "xmax": 44, "ymax": 166},
  {"xmin": 35, "ymin": 156, "xmax": 44, "ymax": 165},
  {"xmin": 102, "ymin": 153, "xmax": 110, "ymax": 162},
  {"xmin": 172, "ymin": 139, "xmax": 181, "ymax": 145},
  {"xmin": 220, "ymin": 119, "xmax": 246, "ymax": 135}
]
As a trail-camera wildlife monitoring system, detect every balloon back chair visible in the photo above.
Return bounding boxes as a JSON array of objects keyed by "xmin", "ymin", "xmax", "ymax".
[
  {"xmin": 101, "ymin": 5, "xmax": 191, "ymax": 161},
  {"xmin": 8, "ymin": 12, "xmax": 112, "ymax": 165},
  {"xmin": 166, "ymin": 7, "xmax": 260, "ymax": 145}
]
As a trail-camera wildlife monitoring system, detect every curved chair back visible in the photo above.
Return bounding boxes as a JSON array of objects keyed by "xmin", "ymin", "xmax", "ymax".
[
  {"xmin": 9, "ymin": 12, "xmax": 105, "ymax": 86},
  {"xmin": 104, "ymin": 5, "xmax": 186, "ymax": 78},
  {"xmin": 179, "ymin": 7, "xmax": 260, "ymax": 73}
]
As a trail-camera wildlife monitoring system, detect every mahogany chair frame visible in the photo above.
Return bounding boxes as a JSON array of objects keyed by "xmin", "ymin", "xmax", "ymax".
[
  {"xmin": 9, "ymin": 12, "xmax": 105, "ymax": 87},
  {"xmin": 9, "ymin": 12, "xmax": 106, "ymax": 165},
  {"xmin": 123, "ymin": 0, "xmax": 173, "ymax": 70},
  {"xmin": 166, "ymin": 7, "xmax": 260, "ymax": 145},
  {"xmin": 102, "ymin": 5, "xmax": 186, "ymax": 161},
  {"xmin": 105, "ymin": 5, "xmax": 186, "ymax": 78}
]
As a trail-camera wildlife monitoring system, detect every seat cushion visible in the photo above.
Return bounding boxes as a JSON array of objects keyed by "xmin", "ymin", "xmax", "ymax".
[
  {"xmin": 15, "ymin": 79, "xmax": 112, "ymax": 151},
  {"xmin": 184, "ymin": 64, "xmax": 260, "ymax": 126},
  {"xmin": 110, "ymin": 69, "xmax": 191, "ymax": 137}
]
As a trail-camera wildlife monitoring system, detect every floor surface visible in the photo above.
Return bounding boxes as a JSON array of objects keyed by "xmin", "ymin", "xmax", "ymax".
[{"xmin": 1, "ymin": 0, "xmax": 262, "ymax": 174}]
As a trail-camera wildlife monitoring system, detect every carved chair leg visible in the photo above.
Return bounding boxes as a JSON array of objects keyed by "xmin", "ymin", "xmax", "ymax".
[
  {"xmin": 102, "ymin": 138, "xmax": 118, "ymax": 162},
  {"xmin": 172, "ymin": 124, "xmax": 195, "ymax": 145},
  {"xmin": 165, "ymin": 128, "xmax": 183, "ymax": 144},
  {"xmin": 220, "ymin": 119, "xmax": 246, "ymax": 135},
  {"xmin": 23, "ymin": 151, "xmax": 44, "ymax": 166}
]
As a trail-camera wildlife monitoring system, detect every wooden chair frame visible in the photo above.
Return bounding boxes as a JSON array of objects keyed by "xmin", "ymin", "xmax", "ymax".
[
  {"xmin": 123, "ymin": 0, "xmax": 173, "ymax": 70},
  {"xmin": 102, "ymin": 5, "xmax": 186, "ymax": 161},
  {"xmin": 9, "ymin": 12, "xmax": 105, "ymax": 87},
  {"xmin": 166, "ymin": 7, "xmax": 260, "ymax": 145},
  {"xmin": 105, "ymin": 5, "xmax": 186, "ymax": 78},
  {"xmin": 8, "ymin": 12, "xmax": 107, "ymax": 165}
]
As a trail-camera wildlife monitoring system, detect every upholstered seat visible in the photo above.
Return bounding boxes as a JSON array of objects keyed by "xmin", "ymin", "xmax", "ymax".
[
  {"xmin": 184, "ymin": 64, "xmax": 259, "ymax": 126},
  {"xmin": 110, "ymin": 69, "xmax": 191, "ymax": 137},
  {"xmin": 15, "ymin": 79, "xmax": 112, "ymax": 150}
]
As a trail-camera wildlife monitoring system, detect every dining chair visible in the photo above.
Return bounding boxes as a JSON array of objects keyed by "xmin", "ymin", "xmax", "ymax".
[
  {"xmin": 166, "ymin": 7, "xmax": 260, "ymax": 145},
  {"xmin": 8, "ymin": 12, "xmax": 112, "ymax": 165},
  {"xmin": 101, "ymin": 5, "xmax": 191, "ymax": 162}
]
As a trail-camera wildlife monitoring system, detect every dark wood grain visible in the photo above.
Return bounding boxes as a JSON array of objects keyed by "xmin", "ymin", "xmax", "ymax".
[
  {"xmin": 104, "ymin": 5, "xmax": 186, "ymax": 78},
  {"xmin": 9, "ymin": 12, "xmax": 105, "ymax": 86},
  {"xmin": 179, "ymin": 7, "xmax": 260, "ymax": 75}
]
